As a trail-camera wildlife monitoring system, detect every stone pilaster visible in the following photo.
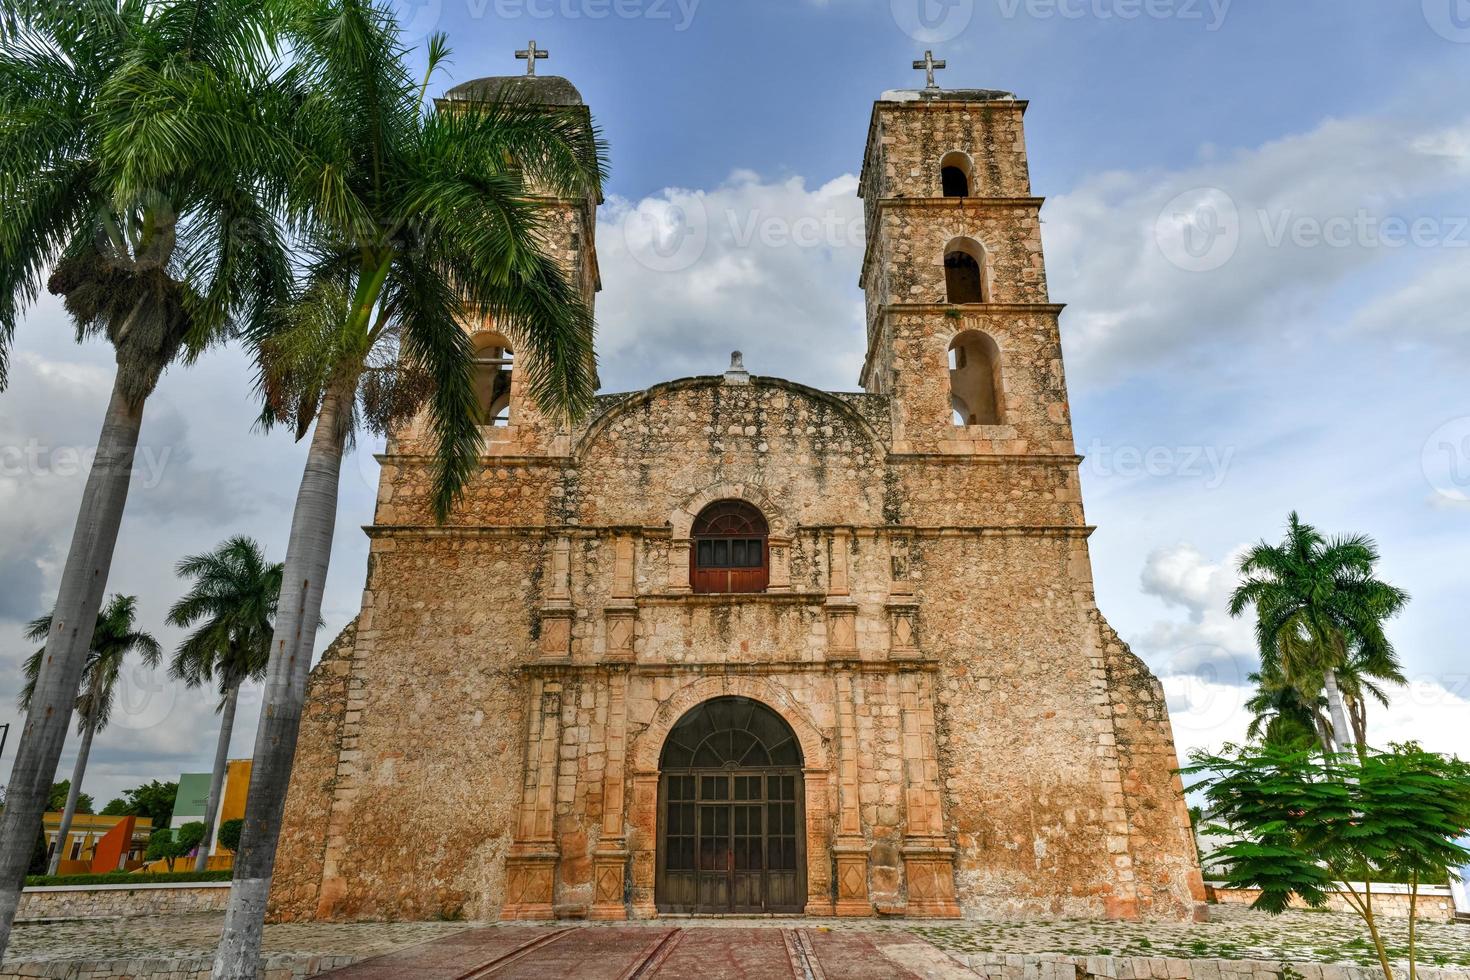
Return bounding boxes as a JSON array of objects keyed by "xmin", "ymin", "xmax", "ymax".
[
  {"xmin": 604, "ymin": 534, "xmax": 638, "ymax": 663},
  {"xmin": 768, "ymin": 535, "xmax": 792, "ymax": 593},
  {"xmin": 826, "ymin": 530, "xmax": 858, "ymax": 659},
  {"xmin": 539, "ymin": 536, "xmax": 573, "ymax": 661},
  {"xmin": 589, "ymin": 669, "xmax": 630, "ymax": 920},
  {"xmin": 503, "ymin": 678, "xmax": 563, "ymax": 920},
  {"xmin": 628, "ymin": 772, "xmax": 660, "ymax": 918},
  {"xmin": 832, "ymin": 672, "xmax": 872, "ymax": 916},
  {"xmin": 898, "ymin": 670, "xmax": 960, "ymax": 917}
]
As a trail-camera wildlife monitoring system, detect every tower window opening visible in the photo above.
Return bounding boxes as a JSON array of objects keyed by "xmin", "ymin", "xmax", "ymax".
[
  {"xmin": 940, "ymin": 151, "xmax": 974, "ymax": 198},
  {"xmin": 948, "ymin": 330, "xmax": 1004, "ymax": 426},
  {"xmin": 472, "ymin": 333, "xmax": 514, "ymax": 427},
  {"xmin": 944, "ymin": 238, "xmax": 987, "ymax": 305}
]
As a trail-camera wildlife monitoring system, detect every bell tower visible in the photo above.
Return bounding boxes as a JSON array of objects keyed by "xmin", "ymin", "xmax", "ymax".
[
  {"xmin": 858, "ymin": 57, "xmax": 1075, "ymax": 458},
  {"xmin": 431, "ymin": 43, "xmax": 602, "ymax": 458}
]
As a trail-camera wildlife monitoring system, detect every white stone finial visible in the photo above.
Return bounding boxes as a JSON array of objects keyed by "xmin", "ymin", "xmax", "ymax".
[{"xmin": 724, "ymin": 350, "xmax": 750, "ymax": 385}]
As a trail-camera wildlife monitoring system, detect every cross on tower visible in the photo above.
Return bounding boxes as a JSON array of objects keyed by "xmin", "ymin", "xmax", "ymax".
[
  {"xmin": 516, "ymin": 40, "xmax": 549, "ymax": 76},
  {"xmin": 912, "ymin": 50, "xmax": 946, "ymax": 91}
]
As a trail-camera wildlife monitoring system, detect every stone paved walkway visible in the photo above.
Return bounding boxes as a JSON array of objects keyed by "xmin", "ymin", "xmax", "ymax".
[{"xmin": 5, "ymin": 907, "xmax": 1469, "ymax": 976}]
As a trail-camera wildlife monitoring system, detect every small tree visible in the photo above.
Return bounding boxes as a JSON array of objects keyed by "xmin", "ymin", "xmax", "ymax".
[
  {"xmin": 1185, "ymin": 743, "xmax": 1470, "ymax": 979},
  {"xmin": 174, "ymin": 822, "xmax": 207, "ymax": 858},
  {"xmin": 216, "ymin": 819, "xmax": 244, "ymax": 855},
  {"xmin": 145, "ymin": 830, "xmax": 180, "ymax": 873}
]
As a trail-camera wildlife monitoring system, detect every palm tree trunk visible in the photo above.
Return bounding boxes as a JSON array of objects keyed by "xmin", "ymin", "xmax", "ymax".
[
  {"xmin": 46, "ymin": 720, "xmax": 97, "ymax": 876},
  {"xmin": 195, "ymin": 680, "xmax": 242, "ymax": 874},
  {"xmin": 1323, "ymin": 670, "xmax": 1355, "ymax": 756},
  {"xmin": 213, "ymin": 391, "xmax": 348, "ymax": 980},
  {"xmin": 0, "ymin": 378, "xmax": 144, "ymax": 955}
]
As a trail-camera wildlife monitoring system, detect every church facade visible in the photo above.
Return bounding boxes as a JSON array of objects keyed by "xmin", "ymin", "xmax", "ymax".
[{"xmin": 268, "ymin": 68, "xmax": 1206, "ymax": 924}]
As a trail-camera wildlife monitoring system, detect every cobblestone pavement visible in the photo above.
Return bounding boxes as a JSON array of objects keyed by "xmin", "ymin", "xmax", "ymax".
[
  {"xmin": 912, "ymin": 907, "xmax": 1470, "ymax": 969},
  {"xmin": 5, "ymin": 907, "xmax": 1469, "ymax": 973}
]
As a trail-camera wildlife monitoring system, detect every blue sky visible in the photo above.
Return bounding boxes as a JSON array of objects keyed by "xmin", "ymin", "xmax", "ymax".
[{"xmin": 2, "ymin": 0, "xmax": 1468, "ymax": 806}]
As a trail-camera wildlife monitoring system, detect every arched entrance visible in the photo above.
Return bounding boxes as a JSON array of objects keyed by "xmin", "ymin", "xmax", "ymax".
[{"xmin": 656, "ymin": 696, "xmax": 805, "ymax": 914}]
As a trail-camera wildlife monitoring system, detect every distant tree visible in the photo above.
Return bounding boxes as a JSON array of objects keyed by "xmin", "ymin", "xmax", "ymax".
[
  {"xmin": 1229, "ymin": 513, "xmax": 1408, "ymax": 755},
  {"xmin": 45, "ymin": 782, "xmax": 95, "ymax": 816},
  {"xmin": 100, "ymin": 798, "xmax": 128, "ymax": 816},
  {"xmin": 174, "ymin": 821, "xmax": 207, "ymax": 856},
  {"xmin": 1244, "ymin": 667, "xmax": 1327, "ymax": 751},
  {"xmin": 24, "ymin": 596, "xmax": 161, "ymax": 874},
  {"xmin": 168, "ymin": 537, "xmax": 280, "ymax": 870},
  {"xmin": 1185, "ymin": 742, "xmax": 1470, "ymax": 980},
  {"xmin": 216, "ymin": 819, "xmax": 244, "ymax": 855},
  {"xmin": 109, "ymin": 780, "xmax": 179, "ymax": 829}
]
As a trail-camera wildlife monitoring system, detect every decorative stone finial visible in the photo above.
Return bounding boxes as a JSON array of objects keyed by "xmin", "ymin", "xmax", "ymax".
[{"xmin": 724, "ymin": 351, "xmax": 750, "ymax": 385}]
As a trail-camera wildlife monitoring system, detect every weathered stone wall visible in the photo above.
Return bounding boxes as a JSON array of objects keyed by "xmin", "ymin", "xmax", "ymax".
[
  {"xmin": 860, "ymin": 100, "xmax": 1032, "ymax": 202},
  {"xmin": 271, "ymin": 621, "xmax": 356, "ymax": 922},
  {"xmin": 15, "ymin": 882, "xmax": 230, "ymax": 921},
  {"xmin": 1208, "ymin": 885, "xmax": 1459, "ymax": 923}
]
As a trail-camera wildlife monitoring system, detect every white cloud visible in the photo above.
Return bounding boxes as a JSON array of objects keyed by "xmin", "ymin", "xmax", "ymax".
[
  {"xmin": 1043, "ymin": 115, "xmax": 1470, "ymax": 386},
  {"xmin": 595, "ymin": 171, "xmax": 868, "ymax": 393}
]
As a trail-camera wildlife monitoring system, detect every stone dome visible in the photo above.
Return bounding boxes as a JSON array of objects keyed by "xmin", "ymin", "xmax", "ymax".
[{"xmin": 441, "ymin": 74, "xmax": 584, "ymax": 106}]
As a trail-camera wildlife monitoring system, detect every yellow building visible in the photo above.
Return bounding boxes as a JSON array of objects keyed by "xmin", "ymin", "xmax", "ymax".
[{"xmin": 43, "ymin": 812, "xmax": 153, "ymax": 875}]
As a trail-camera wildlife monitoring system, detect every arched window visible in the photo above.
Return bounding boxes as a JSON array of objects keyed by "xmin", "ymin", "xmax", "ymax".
[
  {"xmin": 471, "ymin": 333, "xmax": 513, "ymax": 426},
  {"xmin": 949, "ymin": 330, "xmax": 1004, "ymax": 426},
  {"xmin": 690, "ymin": 500, "xmax": 769, "ymax": 594},
  {"xmin": 943, "ymin": 237, "xmax": 987, "ymax": 305},
  {"xmin": 940, "ymin": 151, "xmax": 973, "ymax": 198}
]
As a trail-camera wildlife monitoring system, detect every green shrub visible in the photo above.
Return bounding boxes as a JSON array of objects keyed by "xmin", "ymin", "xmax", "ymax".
[
  {"xmin": 24, "ymin": 869, "xmax": 232, "ymax": 887},
  {"xmin": 216, "ymin": 818, "xmax": 244, "ymax": 854}
]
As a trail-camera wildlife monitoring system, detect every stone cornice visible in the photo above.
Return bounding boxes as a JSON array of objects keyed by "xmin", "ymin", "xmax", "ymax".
[
  {"xmin": 521, "ymin": 659, "xmax": 942, "ymax": 678},
  {"xmin": 364, "ymin": 524, "xmax": 1095, "ymax": 540}
]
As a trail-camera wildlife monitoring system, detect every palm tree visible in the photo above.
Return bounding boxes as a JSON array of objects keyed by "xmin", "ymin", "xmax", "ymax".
[
  {"xmin": 20, "ymin": 596, "xmax": 161, "ymax": 875},
  {"xmin": 0, "ymin": 0, "xmax": 294, "ymax": 949},
  {"xmin": 212, "ymin": 5, "xmax": 605, "ymax": 975},
  {"xmin": 167, "ymin": 538, "xmax": 282, "ymax": 873},
  {"xmin": 1244, "ymin": 668, "xmax": 1331, "ymax": 753},
  {"xmin": 1228, "ymin": 513, "xmax": 1409, "ymax": 756}
]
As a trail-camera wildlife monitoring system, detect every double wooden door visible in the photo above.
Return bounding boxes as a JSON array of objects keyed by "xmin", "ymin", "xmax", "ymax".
[{"xmin": 657, "ymin": 769, "xmax": 803, "ymax": 914}]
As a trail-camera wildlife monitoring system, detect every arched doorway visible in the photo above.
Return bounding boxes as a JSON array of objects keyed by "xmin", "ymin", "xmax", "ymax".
[{"xmin": 656, "ymin": 696, "xmax": 805, "ymax": 914}]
